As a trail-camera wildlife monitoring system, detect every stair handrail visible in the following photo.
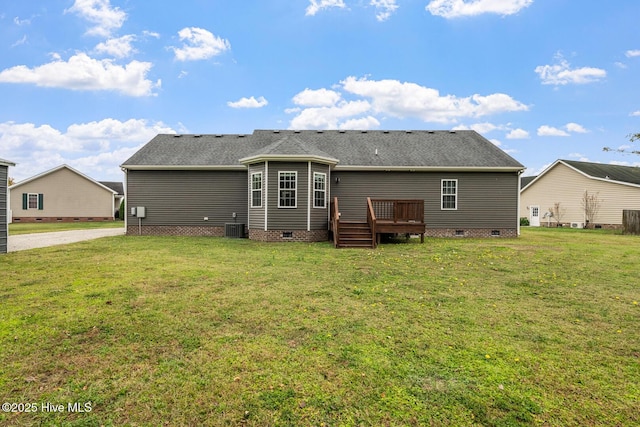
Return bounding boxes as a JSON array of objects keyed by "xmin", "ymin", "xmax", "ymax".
[
  {"xmin": 331, "ymin": 197, "xmax": 340, "ymax": 247},
  {"xmin": 367, "ymin": 197, "xmax": 377, "ymax": 248}
]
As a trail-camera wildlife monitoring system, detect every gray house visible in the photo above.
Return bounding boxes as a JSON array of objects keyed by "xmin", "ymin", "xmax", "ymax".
[
  {"xmin": 1, "ymin": 157, "xmax": 16, "ymax": 253},
  {"xmin": 121, "ymin": 130, "xmax": 525, "ymax": 247}
]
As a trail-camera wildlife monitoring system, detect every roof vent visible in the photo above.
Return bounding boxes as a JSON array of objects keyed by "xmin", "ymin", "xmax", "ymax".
[
  {"xmin": 238, "ymin": 134, "xmax": 246, "ymax": 138},
  {"xmin": 173, "ymin": 134, "xmax": 182, "ymax": 138},
  {"xmin": 383, "ymin": 130, "xmax": 389, "ymax": 134},
  {"xmin": 317, "ymin": 130, "xmax": 323, "ymax": 133},
  {"xmin": 405, "ymin": 130, "xmax": 412, "ymax": 134},
  {"xmin": 427, "ymin": 131, "xmax": 434, "ymax": 134},
  {"xmin": 449, "ymin": 130, "xmax": 456, "ymax": 133},
  {"xmin": 273, "ymin": 130, "xmax": 280, "ymax": 133},
  {"xmin": 361, "ymin": 130, "xmax": 367, "ymax": 133},
  {"xmin": 294, "ymin": 130, "xmax": 301, "ymax": 133},
  {"xmin": 194, "ymin": 134, "xmax": 202, "ymax": 138},
  {"xmin": 339, "ymin": 130, "xmax": 346, "ymax": 133},
  {"xmin": 215, "ymin": 134, "xmax": 223, "ymax": 138}
]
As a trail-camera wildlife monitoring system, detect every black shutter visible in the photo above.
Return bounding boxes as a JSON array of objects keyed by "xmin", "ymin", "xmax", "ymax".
[
  {"xmin": 22, "ymin": 193, "xmax": 27, "ymax": 210},
  {"xmin": 38, "ymin": 193, "xmax": 44, "ymax": 210}
]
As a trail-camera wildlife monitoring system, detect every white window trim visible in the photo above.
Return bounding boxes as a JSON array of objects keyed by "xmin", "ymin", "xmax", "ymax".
[
  {"xmin": 251, "ymin": 172, "xmax": 262, "ymax": 208},
  {"xmin": 313, "ymin": 172, "xmax": 327, "ymax": 209},
  {"xmin": 27, "ymin": 193, "xmax": 39, "ymax": 210},
  {"xmin": 441, "ymin": 179, "xmax": 458, "ymax": 211},
  {"xmin": 278, "ymin": 171, "xmax": 297, "ymax": 208}
]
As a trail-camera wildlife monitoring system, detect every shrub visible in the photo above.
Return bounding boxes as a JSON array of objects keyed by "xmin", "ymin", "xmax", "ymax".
[
  {"xmin": 119, "ymin": 199, "xmax": 125, "ymax": 221},
  {"xmin": 520, "ymin": 217, "xmax": 530, "ymax": 226}
]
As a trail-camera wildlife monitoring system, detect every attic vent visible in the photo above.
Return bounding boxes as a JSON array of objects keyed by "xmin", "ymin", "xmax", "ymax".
[
  {"xmin": 215, "ymin": 134, "xmax": 223, "ymax": 138},
  {"xmin": 238, "ymin": 134, "xmax": 246, "ymax": 138},
  {"xmin": 361, "ymin": 130, "xmax": 367, "ymax": 133},
  {"xmin": 449, "ymin": 130, "xmax": 456, "ymax": 133},
  {"xmin": 273, "ymin": 130, "xmax": 280, "ymax": 133},
  {"xmin": 194, "ymin": 134, "xmax": 202, "ymax": 138},
  {"xmin": 428, "ymin": 131, "xmax": 434, "ymax": 134},
  {"xmin": 317, "ymin": 130, "xmax": 323, "ymax": 133},
  {"xmin": 405, "ymin": 130, "xmax": 412, "ymax": 134},
  {"xmin": 294, "ymin": 130, "xmax": 301, "ymax": 133},
  {"xmin": 339, "ymin": 130, "xmax": 346, "ymax": 133},
  {"xmin": 173, "ymin": 134, "xmax": 182, "ymax": 138},
  {"xmin": 383, "ymin": 131, "xmax": 389, "ymax": 133}
]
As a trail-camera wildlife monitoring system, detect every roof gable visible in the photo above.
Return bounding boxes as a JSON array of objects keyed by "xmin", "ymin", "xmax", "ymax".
[
  {"xmin": 0, "ymin": 157, "xmax": 15, "ymax": 167},
  {"xmin": 121, "ymin": 130, "xmax": 525, "ymax": 171},
  {"xmin": 521, "ymin": 159, "xmax": 640, "ymax": 192},
  {"xmin": 9, "ymin": 164, "xmax": 118, "ymax": 194}
]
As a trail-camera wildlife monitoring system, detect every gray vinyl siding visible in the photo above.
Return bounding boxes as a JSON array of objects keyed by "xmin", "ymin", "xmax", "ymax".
[
  {"xmin": 248, "ymin": 163, "xmax": 265, "ymax": 230},
  {"xmin": 310, "ymin": 163, "xmax": 330, "ymax": 230},
  {"xmin": 332, "ymin": 171, "xmax": 519, "ymax": 229},
  {"xmin": 126, "ymin": 170, "xmax": 248, "ymax": 226},
  {"xmin": 267, "ymin": 162, "xmax": 309, "ymax": 230},
  {"xmin": 1, "ymin": 165, "xmax": 7, "ymax": 253}
]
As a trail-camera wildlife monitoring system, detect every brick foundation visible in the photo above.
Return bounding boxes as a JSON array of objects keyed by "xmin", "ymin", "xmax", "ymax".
[
  {"xmin": 425, "ymin": 228, "xmax": 518, "ymax": 238},
  {"xmin": 127, "ymin": 225, "xmax": 226, "ymax": 236},
  {"xmin": 249, "ymin": 229, "xmax": 329, "ymax": 242},
  {"xmin": 12, "ymin": 217, "xmax": 114, "ymax": 223}
]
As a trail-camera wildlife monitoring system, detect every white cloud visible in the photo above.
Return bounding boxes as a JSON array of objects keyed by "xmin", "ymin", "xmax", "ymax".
[
  {"xmin": 341, "ymin": 76, "xmax": 528, "ymax": 123},
  {"xmin": 288, "ymin": 77, "xmax": 528, "ymax": 129},
  {"xmin": 65, "ymin": 0, "xmax": 127, "ymax": 37},
  {"xmin": 1, "ymin": 119, "xmax": 175, "ymax": 181},
  {"xmin": 292, "ymin": 88, "xmax": 342, "ymax": 107},
  {"xmin": 95, "ymin": 35, "xmax": 136, "ymax": 58},
  {"xmin": 452, "ymin": 122, "xmax": 503, "ymax": 134},
  {"xmin": 631, "ymin": 111, "xmax": 640, "ymax": 117},
  {"xmin": 535, "ymin": 57, "xmax": 606, "ymax": 85},
  {"xmin": 0, "ymin": 53, "xmax": 159, "ymax": 97},
  {"xmin": 625, "ymin": 50, "xmax": 640, "ymax": 58},
  {"xmin": 289, "ymin": 100, "xmax": 372, "ymax": 129},
  {"xmin": 227, "ymin": 96, "xmax": 269, "ymax": 109},
  {"xmin": 11, "ymin": 35, "xmax": 28, "ymax": 48},
  {"xmin": 537, "ymin": 125, "xmax": 569, "ymax": 137},
  {"xmin": 371, "ymin": 0, "xmax": 399, "ymax": 21},
  {"xmin": 565, "ymin": 122, "xmax": 588, "ymax": 133},
  {"xmin": 339, "ymin": 116, "xmax": 381, "ymax": 130},
  {"xmin": 306, "ymin": 0, "xmax": 347, "ymax": 16},
  {"xmin": 506, "ymin": 128, "xmax": 530, "ymax": 139},
  {"xmin": 171, "ymin": 27, "xmax": 230, "ymax": 61},
  {"xmin": 426, "ymin": 0, "xmax": 533, "ymax": 18},
  {"xmin": 14, "ymin": 16, "xmax": 31, "ymax": 26}
]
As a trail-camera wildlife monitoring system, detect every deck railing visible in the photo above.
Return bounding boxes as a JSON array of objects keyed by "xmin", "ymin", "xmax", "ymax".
[
  {"xmin": 370, "ymin": 199, "xmax": 424, "ymax": 223},
  {"xmin": 330, "ymin": 197, "xmax": 340, "ymax": 247},
  {"xmin": 366, "ymin": 197, "xmax": 377, "ymax": 248}
]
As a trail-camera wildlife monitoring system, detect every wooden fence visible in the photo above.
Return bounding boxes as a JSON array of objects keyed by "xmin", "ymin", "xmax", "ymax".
[{"xmin": 622, "ymin": 210, "xmax": 640, "ymax": 235}]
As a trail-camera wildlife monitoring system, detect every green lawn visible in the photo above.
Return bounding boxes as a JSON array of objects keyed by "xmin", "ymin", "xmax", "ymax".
[
  {"xmin": 0, "ymin": 228, "xmax": 638, "ymax": 426},
  {"xmin": 9, "ymin": 220, "xmax": 124, "ymax": 235}
]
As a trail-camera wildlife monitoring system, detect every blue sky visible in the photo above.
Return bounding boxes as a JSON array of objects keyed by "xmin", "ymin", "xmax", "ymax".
[{"xmin": 1, "ymin": 0, "xmax": 639, "ymax": 182}]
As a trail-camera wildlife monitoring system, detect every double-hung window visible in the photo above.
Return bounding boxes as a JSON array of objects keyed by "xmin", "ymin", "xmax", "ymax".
[
  {"xmin": 279, "ymin": 171, "xmax": 297, "ymax": 208},
  {"xmin": 313, "ymin": 172, "xmax": 326, "ymax": 208},
  {"xmin": 251, "ymin": 172, "xmax": 262, "ymax": 208},
  {"xmin": 441, "ymin": 179, "xmax": 457, "ymax": 210}
]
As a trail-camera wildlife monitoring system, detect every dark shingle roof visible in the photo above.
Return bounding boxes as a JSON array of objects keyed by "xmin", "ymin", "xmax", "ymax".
[
  {"xmin": 121, "ymin": 130, "xmax": 524, "ymax": 170},
  {"xmin": 0, "ymin": 157, "xmax": 15, "ymax": 167},
  {"xmin": 521, "ymin": 175, "xmax": 537, "ymax": 189},
  {"xmin": 562, "ymin": 160, "xmax": 640, "ymax": 186},
  {"xmin": 99, "ymin": 181, "xmax": 124, "ymax": 195}
]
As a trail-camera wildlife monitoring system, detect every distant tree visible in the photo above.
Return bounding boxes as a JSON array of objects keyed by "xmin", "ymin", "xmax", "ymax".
[
  {"xmin": 549, "ymin": 202, "xmax": 566, "ymax": 227},
  {"xmin": 8, "ymin": 177, "xmax": 15, "ymax": 186},
  {"xmin": 581, "ymin": 190, "xmax": 601, "ymax": 228},
  {"xmin": 603, "ymin": 132, "xmax": 640, "ymax": 155}
]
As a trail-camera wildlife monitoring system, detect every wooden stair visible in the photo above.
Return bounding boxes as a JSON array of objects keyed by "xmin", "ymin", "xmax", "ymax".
[{"xmin": 336, "ymin": 220, "xmax": 374, "ymax": 248}]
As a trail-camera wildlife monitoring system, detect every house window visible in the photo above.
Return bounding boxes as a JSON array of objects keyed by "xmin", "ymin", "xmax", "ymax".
[
  {"xmin": 313, "ymin": 172, "xmax": 326, "ymax": 208},
  {"xmin": 251, "ymin": 172, "xmax": 262, "ymax": 208},
  {"xmin": 28, "ymin": 193, "xmax": 39, "ymax": 209},
  {"xmin": 441, "ymin": 179, "xmax": 457, "ymax": 210},
  {"xmin": 279, "ymin": 171, "xmax": 297, "ymax": 208}
]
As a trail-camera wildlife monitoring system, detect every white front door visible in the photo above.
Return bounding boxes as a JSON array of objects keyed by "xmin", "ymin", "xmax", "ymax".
[{"xmin": 530, "ymin": 205, "xmax": 540, "ymax": 227}]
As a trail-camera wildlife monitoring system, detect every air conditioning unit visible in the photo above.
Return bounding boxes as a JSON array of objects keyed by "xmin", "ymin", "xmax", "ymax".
[
  {"xmin": 225, "ymin": 223, "xmax": 246, "ymax": 238},
  {"xmin": 570, "ymin": 222, "xmax": 584, "ymax": 229}
]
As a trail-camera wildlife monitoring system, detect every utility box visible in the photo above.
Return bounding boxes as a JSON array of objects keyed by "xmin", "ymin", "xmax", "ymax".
[
  {"xmin": 136, "ymin": 207, "xmax": 146, "ymax": 218},
  {"xmin": 131, "ymin": 207, "xmax": 137, "ymax": 216}
]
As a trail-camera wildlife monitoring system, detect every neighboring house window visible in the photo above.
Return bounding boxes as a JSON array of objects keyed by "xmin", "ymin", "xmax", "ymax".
[
  {"xmin": 313, "ymin": 172, "xmax": 326, "ymax": 208},
  {"xmin": 441, "ymin": 179, "xmax": 457, "ymax": 210},
  {"xmin": 23, "ymin": 193, "xmax": 44, "ymax": 210},
  {"xmin": 251, "ymin": 172, "xmax": 262, "ymax": 208},
  {"xmin": 279, "ymin": 171, "xmax": 297, "ymax": 208}
]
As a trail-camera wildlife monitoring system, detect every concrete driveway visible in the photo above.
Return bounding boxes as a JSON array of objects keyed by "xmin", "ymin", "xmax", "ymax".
[{"xmin": 8, "ymin": 227, "xmax": 125, "ymax": 252}]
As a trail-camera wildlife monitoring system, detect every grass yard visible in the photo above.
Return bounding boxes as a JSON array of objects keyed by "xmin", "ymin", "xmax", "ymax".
[
  {"xmin": 0, "ymin": 228, "xmax": 638, "ymax": 426},
  {"xmin": 9, "ymin": 221, "xmax": 124, "ymax": 235}
]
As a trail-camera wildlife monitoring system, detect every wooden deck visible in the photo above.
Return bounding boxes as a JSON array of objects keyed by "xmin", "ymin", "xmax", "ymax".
[{"xmin": 331, "ymin": 197, "xmax": 426, "ymax": 248}]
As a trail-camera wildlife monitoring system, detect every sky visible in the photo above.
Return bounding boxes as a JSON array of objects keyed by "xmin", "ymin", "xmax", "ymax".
[{"xmin": 1, "ymin": 0, "xmax": 639, "ymax": 182}]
